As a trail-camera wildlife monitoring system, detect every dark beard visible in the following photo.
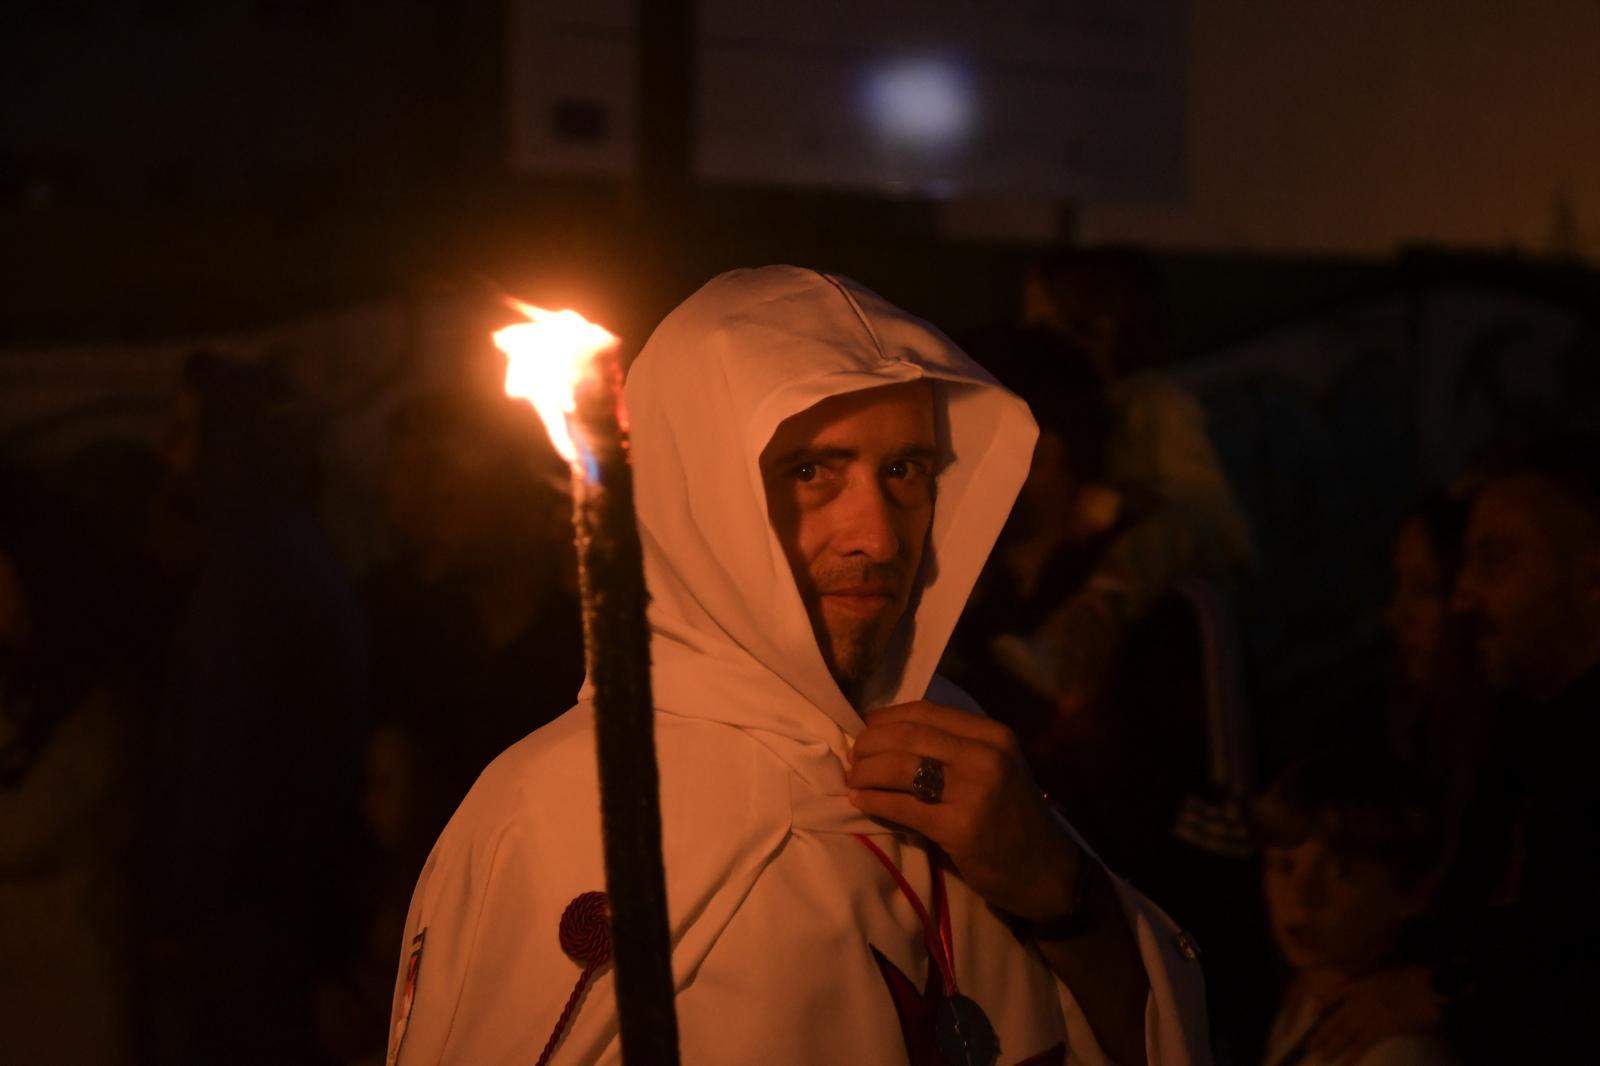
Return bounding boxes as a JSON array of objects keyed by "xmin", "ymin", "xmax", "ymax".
[{"xmin": 828, "ymin": 631, "xmax": 882, "ymax": 706}]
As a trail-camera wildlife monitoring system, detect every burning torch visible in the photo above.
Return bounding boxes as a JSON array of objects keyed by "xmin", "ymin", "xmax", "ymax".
[{"xmin": 495, "ymin": 302, "xmax": 680, "ymax": 1065}]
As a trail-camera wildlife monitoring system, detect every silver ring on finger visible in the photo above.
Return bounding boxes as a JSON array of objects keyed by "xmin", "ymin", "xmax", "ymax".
[{"xmin": 911, "ymin": 757, "xmax": 945, "ymax": 804}]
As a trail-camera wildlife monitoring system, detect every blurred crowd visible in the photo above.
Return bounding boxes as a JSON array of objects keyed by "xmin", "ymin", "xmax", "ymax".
[
  {"xmin": 2, "ymin": 251, "xmax": 1596, "ymax": 1065},
  {"xmin": 0, "ymin": 351, "xmax": 583, "ymax": 1065}
]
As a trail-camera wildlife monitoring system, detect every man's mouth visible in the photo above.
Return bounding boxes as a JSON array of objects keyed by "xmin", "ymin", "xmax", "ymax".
[
  {"xmin": 821, "ymin": 587, "xmax": 897, "ymax": 617},
  {"xmin": 1458, "ymin": 613, "xmax": 1497, "ymax": 650},
  {"xmin": 1471, "ymin": 622, "xmax": 1502, "ymax": 653},
  {"xmin": 1279, "ymin": 922, "xmax": 1319, "ymax": 952}
]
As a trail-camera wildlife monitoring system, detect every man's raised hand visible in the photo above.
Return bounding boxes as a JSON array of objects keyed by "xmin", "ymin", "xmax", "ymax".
[{"xmin": 845, "ymin": 700, "xmax": 1082, "ymax": 922}]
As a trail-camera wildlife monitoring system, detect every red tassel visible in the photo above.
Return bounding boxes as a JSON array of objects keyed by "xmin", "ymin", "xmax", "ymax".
[{"xmin": 536, "ymin": 892, "xmax": 612, "ymax": 1066}]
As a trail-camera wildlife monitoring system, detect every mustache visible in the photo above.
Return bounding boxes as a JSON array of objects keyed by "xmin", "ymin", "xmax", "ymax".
[{"xmin": 811, "ymin": 563, "xmax": 908, "ymax": 597}]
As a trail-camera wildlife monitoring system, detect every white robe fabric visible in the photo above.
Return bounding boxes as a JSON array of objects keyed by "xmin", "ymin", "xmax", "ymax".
[
  {"xmin": 387, "ymin": 266, "xmax": 1211, "ymax": 1066},
  {"xmin": 1263, "ymin": 988, "xmax": 1458, "ymax": 1066}
]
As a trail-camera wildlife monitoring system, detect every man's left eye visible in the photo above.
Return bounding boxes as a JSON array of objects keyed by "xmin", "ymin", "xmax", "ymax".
[{"xmin": 887, "ymin": 459, "xmax": 925, "ymax": 480}]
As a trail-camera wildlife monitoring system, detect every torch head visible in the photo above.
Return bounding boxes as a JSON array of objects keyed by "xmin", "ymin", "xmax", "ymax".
[{"xmin": 496, "ymin": 301, "xmax": 620, "ymax": 479}]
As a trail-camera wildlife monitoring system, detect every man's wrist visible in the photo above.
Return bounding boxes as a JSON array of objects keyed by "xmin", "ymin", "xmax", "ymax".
[{"xmin": 999, "ymin": 854, "xmax": 1108, "ymax": 943}]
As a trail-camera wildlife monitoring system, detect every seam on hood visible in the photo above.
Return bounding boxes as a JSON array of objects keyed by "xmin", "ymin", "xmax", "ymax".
[{"xmin": 819, "ymin": 271, "xmax": 888, "ymax": 362}]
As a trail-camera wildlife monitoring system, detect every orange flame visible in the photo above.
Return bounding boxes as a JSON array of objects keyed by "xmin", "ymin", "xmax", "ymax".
[{"xmin": 494, "ymin": 300, "xmax": 618, "ymax": 465}]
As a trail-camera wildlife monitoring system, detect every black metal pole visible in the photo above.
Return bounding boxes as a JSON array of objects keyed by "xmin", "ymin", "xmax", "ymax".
[
  {"xmin": 636, "ymin": 0, "xmax": 694, "ymax": 222},
  {"xmin": 570, "ymin": 345, "xmax": 679, "ymax": 1064}
]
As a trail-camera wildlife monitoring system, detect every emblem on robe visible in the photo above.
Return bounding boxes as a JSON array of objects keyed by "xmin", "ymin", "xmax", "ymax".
[
  {"xmin": 386, "ymin": 929, "xmax": 426, "ymax": 1066},
  {"xmin": 869, "ymin": 945, "xmax": 1065, "ymax": 1066}
]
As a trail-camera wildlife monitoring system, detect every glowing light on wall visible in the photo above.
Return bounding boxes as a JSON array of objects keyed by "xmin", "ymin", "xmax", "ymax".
[{"xmin": 862, "ymin": 58, "xmax": 975, "ymax": 149}]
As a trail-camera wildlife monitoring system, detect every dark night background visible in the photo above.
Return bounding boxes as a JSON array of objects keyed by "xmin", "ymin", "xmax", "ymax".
[{"xmin": 2, "ymin": 2, "xmax": 1598, "ymax": 1064}]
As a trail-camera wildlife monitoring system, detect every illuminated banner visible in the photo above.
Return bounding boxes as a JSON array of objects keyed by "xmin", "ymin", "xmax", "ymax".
[{"xmin": 509, "ymin": 0, "xmax": 1187, "ymax": 202}]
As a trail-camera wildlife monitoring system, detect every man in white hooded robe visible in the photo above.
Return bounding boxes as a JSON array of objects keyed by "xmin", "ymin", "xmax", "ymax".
[{"xmin": 386, "ymin": 267, "xmax": 1210, "ymax": 1066}]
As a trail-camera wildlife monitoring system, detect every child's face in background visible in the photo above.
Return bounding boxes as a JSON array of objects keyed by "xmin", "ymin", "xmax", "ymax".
[{"xmin": 1263, "ymin": 835, "xmax": 1426, "ymax": 977}]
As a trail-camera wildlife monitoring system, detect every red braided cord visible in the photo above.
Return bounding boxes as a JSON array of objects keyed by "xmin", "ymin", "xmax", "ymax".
[
  {"xmin": 535, "ymin": 892, "xmax": 611, "ymax": 1066},
  {"xmin": 535, "ymin": 961, "xmax": 598, "ymax": 1066},
  {"xmin": 853, "ymin": 834, "xmax": 957, "ymax": 995},
  {"xmin": 559, "ymin": 892, "xmax": 612, "ymax": 966}
]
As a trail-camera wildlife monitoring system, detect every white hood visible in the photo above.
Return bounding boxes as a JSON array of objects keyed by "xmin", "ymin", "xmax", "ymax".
[{"xmin": 616, "ymin": 266, "xmax": 1036, "ymax": 810}]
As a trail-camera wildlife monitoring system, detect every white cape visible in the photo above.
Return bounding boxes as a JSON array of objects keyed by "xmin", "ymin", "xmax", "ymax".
[{"xmin": 388, "ymin": 267, "xmax": 1210, "ymax": 1065}]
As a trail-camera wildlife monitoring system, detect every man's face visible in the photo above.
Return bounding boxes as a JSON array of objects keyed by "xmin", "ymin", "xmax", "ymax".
[
  {"xmin": 1387, "ymin": 517, "xmax": 1446, "ymax": 686},
  {"xmin": 1452, "ymin": 476, "xmax": 1600, "ymax": 698},
  {"xmin": 761, "ymin": 382, "xmax": 939, "ymax": 700}
]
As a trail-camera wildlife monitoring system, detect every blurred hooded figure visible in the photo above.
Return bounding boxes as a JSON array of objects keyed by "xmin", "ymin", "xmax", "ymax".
[
  {"xmin": 144, "ymin": 354, "xmax": 367, "ymax": 1065},
  {"xmin": 387, "ymin": 268, "xmax": 1208, "ymax": 1066},
  {"xmin": 366, "ymin": 388, "xmax": 582, "ymax": 860},
  {"xmin": 1024, "ymin": 247, "xmax": 1253, "ymax": 603},
  {"xmin": 0, "ymin": 470, "xmax": 142, "ymax": 1066}
]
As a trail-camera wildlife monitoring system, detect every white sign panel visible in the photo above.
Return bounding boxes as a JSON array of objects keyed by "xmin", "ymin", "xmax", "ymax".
[{"xmin": 509, "ymin": 0, "xmax": 1186, "ymax": 202}]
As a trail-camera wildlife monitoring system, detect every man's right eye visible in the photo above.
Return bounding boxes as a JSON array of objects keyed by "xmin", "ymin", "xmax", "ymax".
[{"xmin": 792, "ymin": 463, "xmax": 818, "ymax": 483}]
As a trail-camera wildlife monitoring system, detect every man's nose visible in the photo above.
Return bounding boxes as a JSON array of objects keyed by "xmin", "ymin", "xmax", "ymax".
[
  {"xmin": 1384, "ymin": 594, "xmax": 1406, "ymax": 632},
  {"xmin": 833, "ymin": 476, "xmax": 900, "ymax": 562},
  {"xmin": 1288, "ymin": 864, "xmax": 1329, "ymax": 909}
]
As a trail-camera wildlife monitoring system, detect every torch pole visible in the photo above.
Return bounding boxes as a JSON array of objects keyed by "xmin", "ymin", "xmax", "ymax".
[{"xmin": 569, "ymin": 345, "xmax": 680, "ymax": 1064}]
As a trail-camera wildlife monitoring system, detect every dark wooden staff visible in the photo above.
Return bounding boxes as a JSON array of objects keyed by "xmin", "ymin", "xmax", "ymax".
[
  {"xmin": 497, "ymin": 301, "xmax": 679, "ymax": 1061},
  {"xmin": 565, "ymin": 341, "xmax": 680, "ymax": 1064}
]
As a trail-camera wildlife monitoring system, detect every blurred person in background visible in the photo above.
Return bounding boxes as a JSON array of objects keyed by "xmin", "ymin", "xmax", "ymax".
[
  {"xmin": 1306, "ymin": 435, "xmax": 1600, "ymax": 1065},
  {"xmin": 1387, "ymin": 494, "xmax": 1470, "ymax": 702},
  {"xmin": 0, "ymin": 468, "xmax": 143, "ymax": 1066},
  {"xmin": 945, "ymin": 326, "xmax": 1252, "ymax": 880},
  {"xmin": 1441, "ymin": 433, "xmax": 1600, "ymax": 1064},
  {"xmin": 142, "ymin": 352, "xmax": 368, "ymax": 1065},
  {"xmin": 1380, "ymin": 494, "xmax": 1502, "ymax": 926},
  {"xmin": 1024, "ymin": 246, "xmax": 1255, "ymax": 603},
  {"xmin": 942, "ymin": 325, "xmax": 1125, "ymax": 742},
  {"xmin": 1257, "ymin": 749, "xmax": 1454, "ymax": 1066},
  {"xmin": 364, "ymin": 388, "xmax": 582, "ymax": 868},
  {"xmin": 1383, "ymin": 494, "xmax": 1488, "ymax": 816},
  {"xmin": 1013, "ymin": 248, "xmax": 1255, "ymax": 783},
  {"xmin": 944, "ymin": 325, "xmax": 1267, "ymax": 1061},
  {"xmin": 337, "ymin": 389, "xmax": 582, "ymax": 1063}
]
